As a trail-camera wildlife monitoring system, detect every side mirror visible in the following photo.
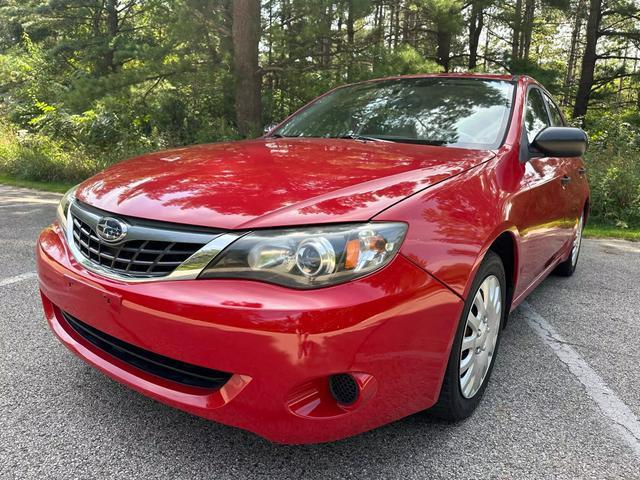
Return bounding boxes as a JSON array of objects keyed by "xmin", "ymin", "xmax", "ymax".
[{"xmin": 532, "ymin": 127, "xmax": 588, "ymax": 157}]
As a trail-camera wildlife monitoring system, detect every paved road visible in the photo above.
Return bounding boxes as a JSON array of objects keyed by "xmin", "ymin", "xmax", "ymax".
[{"xmin": 1, "ymin": 184, "xmax": 639, "ymax": 479}]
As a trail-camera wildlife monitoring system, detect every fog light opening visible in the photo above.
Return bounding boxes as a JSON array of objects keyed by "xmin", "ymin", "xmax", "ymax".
[{"xmin": 329, "ymin": 373, "xmax": 359, "ymax": 406}]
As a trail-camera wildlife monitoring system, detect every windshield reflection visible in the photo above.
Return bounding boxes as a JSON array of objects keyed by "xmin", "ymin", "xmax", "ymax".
[{"xmin": 275, "ymin": 78, "xmax": 514, "ymax": 150}]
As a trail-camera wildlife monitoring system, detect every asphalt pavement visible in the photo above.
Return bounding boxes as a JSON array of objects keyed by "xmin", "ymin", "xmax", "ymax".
[{"xmin": 1, "ymin": 184, "xmax": 639, "ymax": 479}]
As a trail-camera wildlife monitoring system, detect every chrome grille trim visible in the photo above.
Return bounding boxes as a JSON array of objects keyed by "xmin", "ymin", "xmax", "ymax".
[
  {"xmin": 72, "ymin": 216, "xmax": 202, "ymax": 276},
  {"xmin": 70, "ymin": 201, "xmax": 219, "ymax": 245},
  {"xmin": 65, "ymin": 200, "xmax": 245, "ymax": 283}
]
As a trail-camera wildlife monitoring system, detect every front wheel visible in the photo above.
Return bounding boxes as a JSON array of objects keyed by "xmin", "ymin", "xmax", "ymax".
[{"xmin": 429, "ymin": 251, "xmax": 506, "ymax": 421}]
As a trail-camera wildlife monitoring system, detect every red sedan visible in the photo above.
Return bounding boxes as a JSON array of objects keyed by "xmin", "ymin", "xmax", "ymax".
[{"xmin": 37, "ymin": 74, "xmax": 589, "ymax": 444}]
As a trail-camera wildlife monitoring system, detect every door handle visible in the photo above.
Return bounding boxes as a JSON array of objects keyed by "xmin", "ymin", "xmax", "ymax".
[
  {"xmin": 578, "ymin": 167, "xmax": 587, "ymax": 176},
  {"xmin": 560, "ymin": 175, "xmax": 571, "ymax": 186}
]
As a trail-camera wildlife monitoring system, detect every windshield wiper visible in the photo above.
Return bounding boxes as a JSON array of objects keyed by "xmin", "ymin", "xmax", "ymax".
[
  {"xmin": 338, "ymin": 134, "xmax": 449, "ymax": 146},
  {"xmin": 411, "ymin": 139, "xmax": 448, "ymax": 146},
  {"xmin": 380, "ymin": 138, "xmax": 449, "ymax": 146},
  {"xmin": 337, "ymin": 133, "xmax": 387, "ymax": 143}
]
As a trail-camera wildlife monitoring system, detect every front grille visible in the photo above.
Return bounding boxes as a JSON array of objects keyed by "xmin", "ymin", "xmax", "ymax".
[
  {"xmin": 72, "ymin": 216, "xmax": 204, "ymax": 276},
  {"xmin": 62, "ymin": 311, "xmax": 232, "ymax": 390}
]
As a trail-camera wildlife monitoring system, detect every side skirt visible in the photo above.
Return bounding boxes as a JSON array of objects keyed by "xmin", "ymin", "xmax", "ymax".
[{"xmin": 510, "ymin": 246, "xmax": 570, "ymax": 312}]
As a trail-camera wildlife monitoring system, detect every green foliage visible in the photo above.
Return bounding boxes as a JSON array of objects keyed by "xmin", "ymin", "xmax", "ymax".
[
  {"xmin": 0, "ymin": 0, "xmax": 638, "ymax": 232},
  {"xmin": 584, "ymin": 224, "xmax": 640, "ymax": 241},
  {"xmin": 0, "ymin": 173, "xmax": 73, "ymax": 193},
  {"xmin": 0, "ymin": 121, "xmax": 93, "ymax": 182},
  {"xmin": 371, "ymin": 45, "xmax": 442, "ymax": 78},
  {"xmin": 509, "ymin": 58, "xmax": 563, "ymax": 93},
  {"xmin": 584, "ymin": 113, "xmax": 640, "ymax": 227}
]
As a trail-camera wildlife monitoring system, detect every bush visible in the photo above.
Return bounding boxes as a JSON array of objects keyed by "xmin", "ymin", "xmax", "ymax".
[
  {"xmin": 584, "ymin": 115, "xmax": 640, "ymax": 227},
  {"xmin": 0, "ymin": 121, "xmax": 143, "ymax": 182},
  {"xmin": 0, "ymin": 123, "xmax": 88, "ymax": 181},
  {"xmin": 0, "ymin": 95, "xmax": 241, "ymax": 183}
]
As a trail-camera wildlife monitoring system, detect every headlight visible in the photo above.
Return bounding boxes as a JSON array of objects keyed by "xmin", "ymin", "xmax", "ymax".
[
  {"xmin": 199, "ymin": 223, "xmax": 407, "ymax": 288},
  {"xmin": 56, "ymin": 185, "xmax": 78, "ymax": 229}
]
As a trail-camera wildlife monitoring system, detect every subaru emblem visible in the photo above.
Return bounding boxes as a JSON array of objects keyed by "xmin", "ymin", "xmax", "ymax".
[{"xmin": 96, "ymin": 217, "xmax": 128, "ymax": 243}]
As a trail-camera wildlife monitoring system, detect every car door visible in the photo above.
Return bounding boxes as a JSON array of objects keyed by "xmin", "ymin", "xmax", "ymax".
[
  {"xmin": 543, "ymin": 92, "xmax": 586, "ymax": 229},
  {"xmin": 517, "ymin": 87, "xmax": 574, "ymax": 288}
]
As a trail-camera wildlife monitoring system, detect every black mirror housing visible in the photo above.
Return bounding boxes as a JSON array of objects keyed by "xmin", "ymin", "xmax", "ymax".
[{"xmin": 532, "ymin": 127, "xmax": 588, "ymax": 157}]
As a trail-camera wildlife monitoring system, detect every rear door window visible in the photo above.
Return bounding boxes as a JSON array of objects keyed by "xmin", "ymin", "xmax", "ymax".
[
  {"xmin": 524, "ymin": 88, "xmax": 550, "ymax": 143},
  {"xmin": 544, "ymin": 94, "xmax": 565, "ymax": 127}
]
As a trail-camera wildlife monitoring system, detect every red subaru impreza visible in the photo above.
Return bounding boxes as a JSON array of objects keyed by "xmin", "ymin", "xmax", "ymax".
[{"xmin": 37, "ymin": 74, "xmax": 589, "ymax": 444}]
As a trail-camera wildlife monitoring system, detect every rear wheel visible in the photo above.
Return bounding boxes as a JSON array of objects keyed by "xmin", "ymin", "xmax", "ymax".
[
  {"xmin": 429, "ymin": 251, "xmax": 506, "ymax": 421},
  {"xmin": 555, "ymin": 212, "xmax": 584, "ymax": 277}
]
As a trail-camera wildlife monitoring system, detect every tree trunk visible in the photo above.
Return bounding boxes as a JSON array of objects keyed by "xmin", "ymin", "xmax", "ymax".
[
  {"xmin": 347, "ymin": 0, "xmax": 355, "ymax": 46},
  {"xmin": 563, "ymin": 0, "xmax": 586, "ymax": 105},
  {"xmin": 436, "ymin": 28, "xmax": 452, "ymax": 72},
  {"xmin": 617, "ymin": 45, "xmax": 628, "ymax": 107},
  {"xmin": 267, "ymin": 0, "xmax": 274, "ymax": 96},
  {"xmin": 573, "ymin": 0, "xmax": 602, "ymax": 119},
  {"xmin": 387, "ymin": 2, "xmax": 395, "ymax": 49},
  {"xmin": 347, "ymin": 0, "xmax": 355, "ymax": 80},
  {"xmin": 483, "ymin": 21, "xmax": 490, "ymax": 70},
  {"xmin": 97, "ymin": 0, "xmax": 119, "ymax": 75},
  {"xmin": 393, "ymin": 1, "xmax": 400, "ymax": 49},
  {"xmin": 512, "ymin": 0, "xmax": 522, "ymax": 61},
  {"xmin": 232, "ymin": 0, "xmax": 262, "ymax": 136},
  {"xmin": 321, "ymin": 4, "xmax": 333, "ymax": 68},
  {"xmin": 403, "ymin": 8, "xmax": 416, "ymax": 47},
  {"xmin": 468, "ymin": 1, "xmax": 484, "ymax": 69},
  {"xmin": 374, "ymin": 1, "xmax": 385, "ymax": 48},
  {"xmin": 520, "ymin": 0, "xmax": 535, "ymax": 60}
]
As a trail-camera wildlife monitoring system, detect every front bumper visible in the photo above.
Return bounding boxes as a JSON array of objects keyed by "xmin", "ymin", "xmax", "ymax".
[{"xmin": 37, "ymin": 222, "xmax": 463, "ymax": 444}]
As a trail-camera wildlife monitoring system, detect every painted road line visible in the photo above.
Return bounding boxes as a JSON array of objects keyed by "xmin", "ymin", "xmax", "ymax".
[
  {"xmin": 0, "ymin": 197, "xmax": 59, "ymax": 206},
  {"xmin": 521, "ymin": 301, "xmax": 640, "ymax": 458},
  {"xmin": 0, "ymin": 203, "xmax": 53, "ymax": 209}
]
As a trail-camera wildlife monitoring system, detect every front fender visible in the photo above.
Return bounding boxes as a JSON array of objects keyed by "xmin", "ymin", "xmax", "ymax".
[{"xmin": 374, "ymin": 154, "xmax": 523, "ymax": 301}]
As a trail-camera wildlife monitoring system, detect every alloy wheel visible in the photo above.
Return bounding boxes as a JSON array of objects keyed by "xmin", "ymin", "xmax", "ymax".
[
  {"xmin": 571, "ymin": 214, "xmax": 584, "ymax": 267},
  {"xmin": 459, "ymin": 275, "xmax": 502, "ymax": 399}
]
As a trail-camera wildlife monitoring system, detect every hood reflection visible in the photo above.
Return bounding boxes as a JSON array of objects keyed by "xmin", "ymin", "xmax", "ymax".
[{"xmin": 76, "ymin": 138, "xmax": 495, "ymax": 229}]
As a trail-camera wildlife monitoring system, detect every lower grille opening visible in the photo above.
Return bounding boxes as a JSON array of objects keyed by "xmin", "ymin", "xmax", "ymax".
[{"xmin": 61, "ymin": 311, "xmax": 231, "ymax": 390}]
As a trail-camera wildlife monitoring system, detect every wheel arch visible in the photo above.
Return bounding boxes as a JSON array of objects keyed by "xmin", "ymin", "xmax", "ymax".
[
  {"xmin": 487, "ymin": 231, "xmax": 518, "ymax": 321},
  {"xmin": 462, "ymin": 227, "xmax": 520, "ymax": 320},
  {"xmin": 584, "ymin": 196, "xmax": 590, "ymax": 225}
]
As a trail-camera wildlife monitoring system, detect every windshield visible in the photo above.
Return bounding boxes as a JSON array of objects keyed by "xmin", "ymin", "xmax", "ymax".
[{"xmin": 274, "ymin": 78, "xmax": 514, "ymax": 150}]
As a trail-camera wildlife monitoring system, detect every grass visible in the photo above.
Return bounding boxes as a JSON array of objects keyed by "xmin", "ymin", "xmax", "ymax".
[
  {"xmin": 0, "ymin": 174, "xmax": 74, "ymax": 194},
  {"xmin": 584, "ymin": 224, "xmax": 640, "ymax": 241},
  {"xmin": 1, "ymin": 173, "xmax": 639, "ymax": 241}
]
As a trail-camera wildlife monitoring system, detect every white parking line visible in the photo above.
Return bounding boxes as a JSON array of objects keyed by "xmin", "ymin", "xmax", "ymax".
[
  {"xmin": 0, "ymin": 203, "xmax": 51, "ymax": 209},
  {"xmin": 521, "ymin": 301, "xmax": 640, "ymax": 458},
  {"xmin": 0, "ymin": 197, "xmax": 59, "ymax": 205},
  {"xmin": 0, "ymin": 272, "xmax": 37, "ymax": 287}
]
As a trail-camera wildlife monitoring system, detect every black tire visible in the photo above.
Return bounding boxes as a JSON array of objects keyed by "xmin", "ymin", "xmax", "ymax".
[
  {"xmin": 428, "ymin": 250, "xmax": 506, "ymax": 421},
  {"xmin": 555, "ymin": 214, "xmax": 584, "ymax": 277}
]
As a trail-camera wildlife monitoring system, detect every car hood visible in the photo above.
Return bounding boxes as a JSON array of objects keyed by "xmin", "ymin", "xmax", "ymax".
[{"xmin": 76, "ymin": 138, "xmax": 495, "ymax": 230}]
